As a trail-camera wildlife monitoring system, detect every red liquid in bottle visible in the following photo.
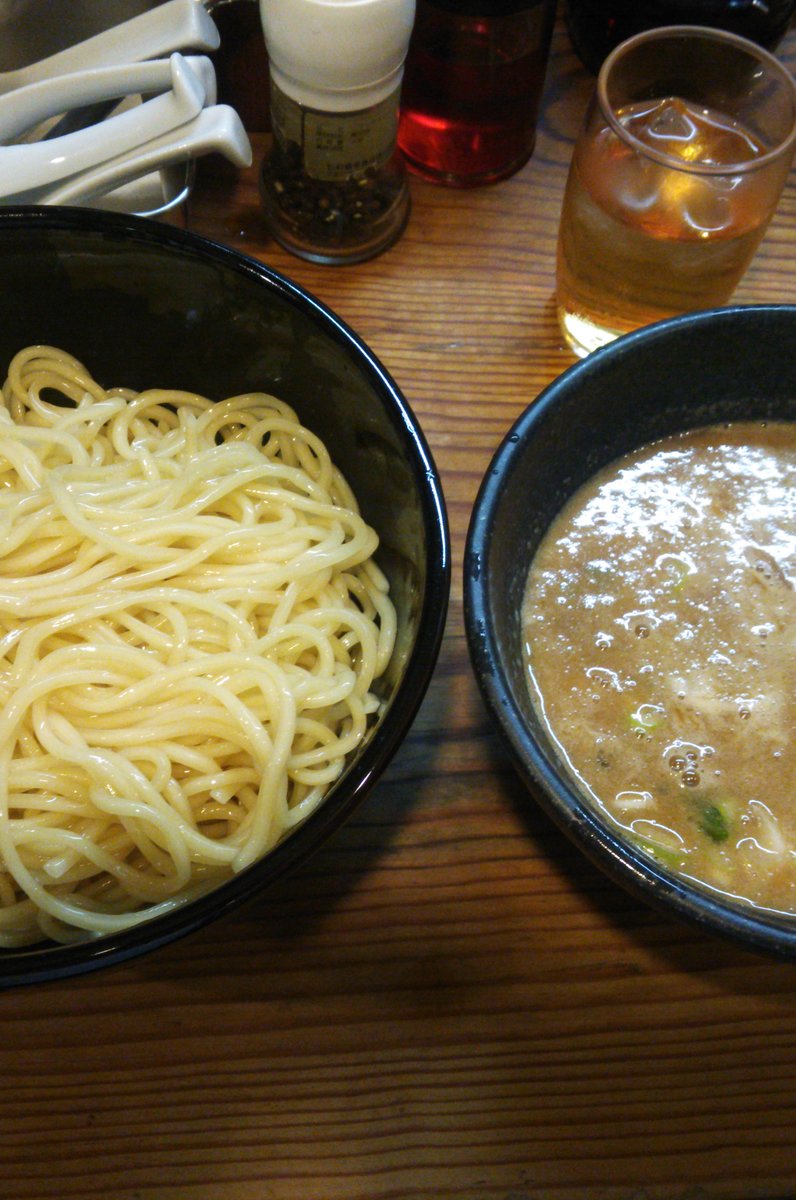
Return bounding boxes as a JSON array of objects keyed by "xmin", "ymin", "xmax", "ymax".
[{"xmin": 398, "ymin": 0, "xmax": 555, "ymax": 187}]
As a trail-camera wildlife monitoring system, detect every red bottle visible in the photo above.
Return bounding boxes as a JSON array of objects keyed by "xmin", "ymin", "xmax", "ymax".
[{"xmin": 398, "ymin": 0, "xmax": 556, "ymax": 187}]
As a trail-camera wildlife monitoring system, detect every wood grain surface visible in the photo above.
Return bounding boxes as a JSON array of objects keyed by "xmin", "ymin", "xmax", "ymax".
[{"xmin": 4, "ymin": 12, "xmax": 796, "ymax": 1200}]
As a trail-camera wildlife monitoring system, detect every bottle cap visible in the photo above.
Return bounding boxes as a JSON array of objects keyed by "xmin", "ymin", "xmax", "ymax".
[{"xmin": 260, "ymin": 0, "xmax": 416, "ymax": 111}]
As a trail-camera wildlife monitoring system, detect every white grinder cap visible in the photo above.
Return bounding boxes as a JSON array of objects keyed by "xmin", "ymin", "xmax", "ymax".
[{"xmin": 260, "ymin": 0, "xmax": 416, "ymax": 111}]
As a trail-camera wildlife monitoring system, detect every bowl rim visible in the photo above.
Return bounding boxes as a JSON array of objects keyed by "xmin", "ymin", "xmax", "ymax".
[
  {"xmin": 0, "ymin": 205, "xmax": 451, "ymax": 987},
  {"xmin": 464, "ymin": 303, "xmax": 796, "ymax": 959}
]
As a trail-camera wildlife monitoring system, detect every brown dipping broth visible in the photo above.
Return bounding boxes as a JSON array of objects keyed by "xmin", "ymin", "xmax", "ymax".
[{"xmin": 522, "ymin": 422, "xmax": 796, "ymax": 914}]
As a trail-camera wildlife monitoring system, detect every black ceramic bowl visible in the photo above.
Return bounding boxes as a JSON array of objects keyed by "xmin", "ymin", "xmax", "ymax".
[
  {"xmin": 0, "ymin": 206, "xmax": 449, "ymax": 987},
  {"xmin": 465, "ymin": 305, "xmax": 796, "ymax": 958}
]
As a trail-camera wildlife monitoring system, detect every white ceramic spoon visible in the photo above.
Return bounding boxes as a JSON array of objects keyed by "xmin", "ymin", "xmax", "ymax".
[
  {"xmin": 33, "ymin": 105, "xmax": 252, "ymax": 206},
  {"xmin": 0, "ymin": 54, "xmax": 208, "ymax": 197},
  {"xmin": 0, "ymin": 55, "xmax": 217, "ymax": 145},
  {"xmin": 0, "ymin": 0, "xmax": 220, "ymax": 96}
]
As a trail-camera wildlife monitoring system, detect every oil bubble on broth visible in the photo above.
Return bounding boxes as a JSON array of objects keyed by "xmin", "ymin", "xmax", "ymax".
[{"xmin": 522, "ymin": 422, "xmax": 796, "ymax": 915}]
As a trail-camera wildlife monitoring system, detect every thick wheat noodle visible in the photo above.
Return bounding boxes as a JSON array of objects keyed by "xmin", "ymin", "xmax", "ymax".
[{"xmin": 0, "ymin": 345, "xmax": 396, "ymax": 947}]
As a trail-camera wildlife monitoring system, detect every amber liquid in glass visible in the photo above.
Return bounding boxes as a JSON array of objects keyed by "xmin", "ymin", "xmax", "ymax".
[{"xmin": 557, "ymin": 97, "xmax": 772, "ymax": 357}]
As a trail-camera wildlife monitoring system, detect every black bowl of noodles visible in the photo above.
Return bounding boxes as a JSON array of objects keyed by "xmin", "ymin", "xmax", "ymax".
[
  {"xmin": 465, "ymin": 305, "xmax": 796, "ymax": 960},
  {"xmin": 0, "ymin": 206, "xmax": 449, "ymax": 988}
]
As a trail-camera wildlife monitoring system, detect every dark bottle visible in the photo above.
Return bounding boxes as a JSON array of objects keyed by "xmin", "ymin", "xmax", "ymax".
[
  {"xmin": 566, "ymin": 0, "xmax": 796, "ymax": 73},
  {"xmin": 398, "ymin": 0, "xmax": 556, "ymax": 187}
]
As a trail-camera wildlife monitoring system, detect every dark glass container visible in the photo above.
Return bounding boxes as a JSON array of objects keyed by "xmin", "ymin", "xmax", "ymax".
[
  {"xmin": 398, "ymin": 0, "xmax": 556, "ymax": 187},
  {"xmin": 566, "ymin": 0, "xmax": 796, "ymax": 73}
]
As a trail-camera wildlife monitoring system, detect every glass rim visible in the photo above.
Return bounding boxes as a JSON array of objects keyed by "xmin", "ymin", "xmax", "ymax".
[{"xmin": 596, "ymin": 24, "xmax": 796, "ymax": 176}]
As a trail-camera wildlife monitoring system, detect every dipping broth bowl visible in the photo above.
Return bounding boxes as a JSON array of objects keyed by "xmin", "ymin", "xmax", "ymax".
[
  {"xmin": 464, "ymin": 305, "xmax": 796, "ymax": 958},
  {"xmin": 0, "ymin": 206, "xmax": 450, "ymax": 987}
]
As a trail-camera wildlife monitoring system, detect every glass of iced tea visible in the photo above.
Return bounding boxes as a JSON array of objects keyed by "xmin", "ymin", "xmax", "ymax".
[{"xmin": 556, "ymin": 25, "xmax": 796, "ymax": 358}]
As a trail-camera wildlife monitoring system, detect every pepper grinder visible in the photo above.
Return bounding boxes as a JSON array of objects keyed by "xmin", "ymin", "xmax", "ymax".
[{"xmin": 259, "ymin": 0, "xmax": 416, "ymax": 264}]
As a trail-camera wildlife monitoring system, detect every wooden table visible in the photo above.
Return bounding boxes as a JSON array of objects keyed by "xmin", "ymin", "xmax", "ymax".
[{"xmin": 6, "ymin": 15, "xmax": 796, "ymax": 1200}]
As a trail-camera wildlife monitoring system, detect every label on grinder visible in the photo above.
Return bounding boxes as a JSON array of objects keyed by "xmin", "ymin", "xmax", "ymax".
[{"xmin": 269, "ymin": 81, "xmax": 399, "ymax": 181}]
